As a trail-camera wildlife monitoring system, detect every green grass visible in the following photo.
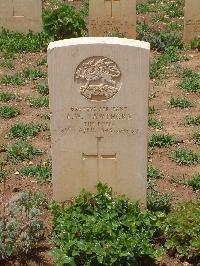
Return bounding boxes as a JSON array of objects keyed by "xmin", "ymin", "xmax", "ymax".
[
  {"xmin": 1, "ymin": 68, "xmax": 47, "ymax": 86},
  {"xmin": 36, "ymin": 82, "xmax": 49, "ymax": 95},
  {"xmin": 35, "ymin": 58, "xmax": 47, "ymax": 66},
  {"xmin": 147, "ymin": 189, "xmax": 171, "ymax": 213},
  {"xmin": 28, "ymin": 96, "xmax": 49, "ymax": 108},
  {"xmin": 179, "ymin": 69, "xmax": 200, "ymax": 93},
  {"xmin": 7, "ymin": 141, "xmax": 43, "ymax": 162},
  {"xmin": 148, "ymin": 117, "xmax": 163, "ymax": 129},
  {"xmin": 186, "ymin": 115, "xmax": 200, "ymax": 126},
  {"xmin": 172, "ymin": 148, "xmax": 200, "ymax": 166},
  {"xmin": 147, "ymin": 165, "xmax": 162, "ymax": 188},
  {"xmin": 149, "ymin": 133, "xmax": 177, "ymax": 148},
  {"xmin": 0, "ymin": 92, "xmax": 15, "ymax": 102},
  {"xmin": 0, "ymin": 59, "xmax": 14, "ymax": 69},
  {"xmin": 20, "ymin": 163, "xmax": 52, "ymax": 183},
  {"xmin": 0, "ymin": 30, "xmax": 50, "ymax": 53},
  {"xmin": 192, "ymin": 132, "xmax": 200, "ymax": 145},
  {"xmin": 148, "ymin": 106, "xmax": 156, "ymax": 115},
  {"xmin": 169, "ymin": 97, "xmax": 193, "ymax": 109},
  {"xmin": 8, "ymin": 123, "xmax": 48, "ymax": 140},
  {"xmin": 188, "ymin": 173, "xmax": 200, "ymax": 191},
  {"xmin": 0, "ymin": 106, "xmax": 20, "ymax": 119}
]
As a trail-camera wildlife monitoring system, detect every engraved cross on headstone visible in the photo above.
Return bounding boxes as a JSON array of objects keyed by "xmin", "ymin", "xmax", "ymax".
[
  {"xmin": 82, "ymin": 137, "xmax": 116, "ymax": 180},
  {"xmin": 105, "ymin": 0, "xmax": 120, "ymax": 17}
]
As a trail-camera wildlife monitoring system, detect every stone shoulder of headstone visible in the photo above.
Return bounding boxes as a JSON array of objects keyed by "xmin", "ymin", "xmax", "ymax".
[{"xmin": 48, "ymin": 37, "xmax": 150, "ymax": 207}]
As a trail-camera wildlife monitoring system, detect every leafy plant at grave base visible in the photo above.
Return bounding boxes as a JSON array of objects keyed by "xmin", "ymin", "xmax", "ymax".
[
  {"xmin": 28, "ymin": 96, "xmax": 49, "ymax": 108},
  {"xmin": 169, "ymin": 97, "xmax": 193, "ymax": 109},
  {"xmin": 149, "ymin": 133, "xmax": 177, "ymax": 148},
  {"xmin": 8, "ymin": 123, "xmax": 48, "ymax": 140},
  {"xmin": 148, "ymin": 117, "xmax": 163, "ymax": 129},
  {"xmin": 0, "ymin": 192, "xmax": 46, "ymax": 259},
  {"xmin": 41, "ymin": 112, "xmax": 50, "ymax": 120},
  {"xmin": 186, "ymin": 115, "xmax": 200, "ymax": 126},
  {"xmin": 171, "ymin": 148, "xmax": 200, "ymax": 166},
  {"xmin": 51, "ymin": 183, "xmax": 165, "ymax": 266},
  {"xmin": 166, "ymin": 22, "xmax": 183, "ymax": 31},
  {"xmin": 7, "ymin": 141, "xmax": 43, "ymax": 162},
  {"xmin": 192, "ymin": 132, "xmax": 200, "ymax": 145},
  {"xmin": 152, "ymin": 14, "xmax": 170, "ymax": 24},
  {"xmin": 147, "ymin": 189, "xmax": 172, "ymax": 214},
  {"xmin": 179, "ymin": 69, "xmax": 200, "ymax": 93},
  {"xmin": 0, "ymin": 92, "xmax": 15, "ymax": 102},
  {"xmin": 0, "ymin": 30, "xmax": 51, "ymax": 53},
  {"xmin": 20, "ymin": 162, "xmax": 52, "ymax": 183},
  {"xmin": 139, "ymin": 30, "xmax": 183, "ymax": 52},
  {"xmin": 148, "ymin": 106, "xmax": 156, "ymax": 115},
  {"xmin": 43, "ymin": 4, "xmax": 87, "ymax": 40},
  {"xmin": 0, "ymin": 106, "xmax": 20, "ymax": 119},
  {"xmin": 164, "ymin": 2, "xmax": 184, "ymax": 18},
  {"xmin": 36, "ymin": 82, "xmax": 49, "ymax": 95},
  {"xmin": 164, "ymin": 202, "xmax": 200, "ymax": 259},
  {"xmin": 188, "ymin": 173, "xmax": 200, "ymax": 191},
  {"xmin": 1, "ymin": 72, "xmax": 24, "ymax": 85},
  {"xmin": 191, "ymin": 38, "xmax": 200, "ymax": 51}
]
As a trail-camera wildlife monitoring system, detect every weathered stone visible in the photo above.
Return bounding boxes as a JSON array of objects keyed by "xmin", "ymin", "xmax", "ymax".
[
  {"xmin": 89, "ymin": 0, "xmax": 136, "ymax": 38},
  {"xmin": 184, "ymin": 0, "xmax": 200, "ymax": 43},
  {"xmin": 0, "ymin": 0, "xmax": 42, "ymax": 33},
  {"xmin": 48, "ymin": 37, "xmax": 150, "ymax": 206}
]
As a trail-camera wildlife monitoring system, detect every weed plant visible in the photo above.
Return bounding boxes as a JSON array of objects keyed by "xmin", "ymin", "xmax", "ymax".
[
  {"xmin": 36, "ymin": 82, "xmax": 49, "ymax": 95},
  {"xmin": 20, "ymin": 162, "xmax": 52, "ymax": 183},
  {"xmin": 192, "ymin": 132, "xmax": 200, "ymax": 145},
  {"xmin": 164, "ymin": 202, "xmax": 200, "ymax": 259},
  {"xmin": 186, "ymin": 115, "xmax": 200, "ymax": 126},
  {"xmin": 149, "ymin": 133, "xmax": 177, "ymax": 148},
  {"xmin": 8, "ymin": 123, "xmax": 48, "ymax": 140},
  {"xmin": 147, "ymin": 189, "xmax": 171, "ymax": 213},
  {"xmin": 28, "ymin": 96, "xmax": 49, "ymax": 108},
  {"xmin": 0, "ymin": 192, "xmax": 46, "ymax": 259},
  {"xmin": 0, "ymin": 92, "xmax": 15, "ymax": 102},
  {"xmin": 7, "ymin": 141, "xmax": 43, "ymax": 162},
  {"xmin": 188, "ymin": 173, "xmax": 200, "ymax": 191},
  {"xmin": 169, "ymin": 97, "xmax": 193, "ymax": 109},
  {"xmin": 172, "ymin": 148, "xmax": 200, "ymax": 165},
  {"xmin": 0, "ymin": 106, "xmax": 20, "ymax": 119},
  {"xmin": 0, "ymin": 30, "xmax": 50, "ymax": 53},
  {"xmin": 179, "ymin": 69, "xmax": 200, "ymax": 93},
  {"xmin": 148, "ymin": 117, "xmax": 163, "ymax": 129}
]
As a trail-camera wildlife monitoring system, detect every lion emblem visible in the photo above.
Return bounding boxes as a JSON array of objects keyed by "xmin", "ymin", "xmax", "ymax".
[{"xmin": 74, "ymin": 56, "xmax": 121, "ymax": 101}]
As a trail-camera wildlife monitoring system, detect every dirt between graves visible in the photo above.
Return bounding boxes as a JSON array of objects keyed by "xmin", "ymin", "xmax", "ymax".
[{"xmin": 0, "ymin": 1, "xmax": 200, "ymax": 266}]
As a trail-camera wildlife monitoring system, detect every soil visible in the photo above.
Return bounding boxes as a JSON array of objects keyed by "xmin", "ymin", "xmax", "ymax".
[{"xmin": 0, "ymin": 0, "xmax": 199, "ymax": 265}]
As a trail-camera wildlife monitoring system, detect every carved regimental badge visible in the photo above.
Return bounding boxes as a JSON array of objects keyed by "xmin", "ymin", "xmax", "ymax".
[{"xmin": 74, "ymin": 56, "xmax": 121, "ymax": 101}]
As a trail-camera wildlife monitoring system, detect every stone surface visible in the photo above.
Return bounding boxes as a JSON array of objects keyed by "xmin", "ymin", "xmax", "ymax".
[
  {"xmin": 184, "ymin": 0, "xmax": 200, "ymax": 43},
  {"xmin": 89, "ymin": 0, "xmax": 136, "ymax": 38},
  {"xmin": 48, "ymin": 37, "xmax": 150, "ymax": 205},
  {"xmin": 0, "ymin": 0, "xmax": 42, "ymax": 33}
]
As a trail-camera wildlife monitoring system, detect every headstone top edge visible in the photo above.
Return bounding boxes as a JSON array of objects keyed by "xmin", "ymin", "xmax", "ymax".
[{"xmin": 47, "ymin": 37, "xmax": 150, "ymax": 51}]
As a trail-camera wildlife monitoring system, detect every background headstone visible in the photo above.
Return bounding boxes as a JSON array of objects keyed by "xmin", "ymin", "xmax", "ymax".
[
  {"xmin": 0, "ymin": 0, "xmax": 42, "ymax": 33},
  {"xmin": 184, "ymin": 0, "xmax": 200, "ymax": 43},
  {"xmin": 89, "ymin": 0, "xmax": 136, "ymax": 38},
  {"xmin": 48, "ymin": 37, "xmax": 150, "ymax": 205}
]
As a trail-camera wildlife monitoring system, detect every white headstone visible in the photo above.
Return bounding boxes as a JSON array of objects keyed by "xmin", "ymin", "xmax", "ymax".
[
  {"xmin": 89, "ymin": 0, "xmax": 136, "ymax": 38},
  {"xmin": 0, "ymin": 0, "xmax": 42, "ymax": 33},
  {"xmin": 48, "ymin": 37, "xmax": 150, "ymax": 206},
  {"xmin": 184, "ymin": 0, "xmax": 200, "ymax": 43}
]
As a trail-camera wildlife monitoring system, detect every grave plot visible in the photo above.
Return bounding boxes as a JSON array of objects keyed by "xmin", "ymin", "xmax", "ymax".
[{"xmin": 0, "ymin": 0, "xmax": 200, "ymax": 265}]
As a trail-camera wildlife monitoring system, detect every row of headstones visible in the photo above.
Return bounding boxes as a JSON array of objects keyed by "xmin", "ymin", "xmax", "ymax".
[{"xmin": 0, "ymin": 0, "xmax": 200, "ymax": 43}]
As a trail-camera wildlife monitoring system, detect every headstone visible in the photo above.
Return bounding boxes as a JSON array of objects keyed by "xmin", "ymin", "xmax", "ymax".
[
  {"xmin": 89, "ymin": 0, "xmax": 136, "ymax": 38},
  {"xmin": 184, "ymin": 0, "xmax": 200, "ymax": 43},
  {"xmin": 0, "ymin": 0, "xmax": 42, "ymax": 33},
  {"xmin": 48, "ymin": 37, "xmax": 150, "ymax": 206}
]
